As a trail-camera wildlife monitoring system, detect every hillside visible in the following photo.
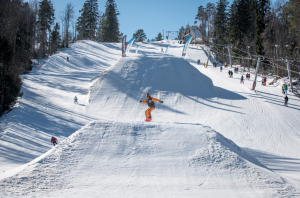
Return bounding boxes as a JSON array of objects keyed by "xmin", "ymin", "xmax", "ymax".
[{"xmin": 0, "ymin": 40, "xmax": 300, "ymax": 197}]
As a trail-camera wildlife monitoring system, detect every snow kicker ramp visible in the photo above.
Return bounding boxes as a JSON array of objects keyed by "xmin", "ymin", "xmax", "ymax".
[
  {"xmin": 0, "ymin": 121, "xmax": 295, "ymax": 197},
  {"xmin": 86, "ymin": 55, "xmax": 246, "ymax": 122}
]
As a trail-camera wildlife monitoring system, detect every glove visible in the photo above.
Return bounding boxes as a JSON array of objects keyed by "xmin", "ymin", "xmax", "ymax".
[{"xmin": 160, "ymin": 101, "xmax": 163, "ymax": 103}]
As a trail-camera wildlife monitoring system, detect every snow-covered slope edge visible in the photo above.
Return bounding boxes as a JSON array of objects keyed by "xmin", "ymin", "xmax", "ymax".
[{"xmin": 0, "ymin": 120, "xmax": 296, "ymax": 197}]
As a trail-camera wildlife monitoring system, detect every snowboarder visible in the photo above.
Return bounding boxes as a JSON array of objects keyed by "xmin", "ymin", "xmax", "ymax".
[
  {"xmin": 51, "ymin": 136, "xmax": 58, "ymax": 146},
  {"xmin": 240, "ymin": 75, "xmax": 244, "ymax": 84},
  {"xmin": 284, "ymin": 95, "xmax": 289, "ymax": 106},
  {"xmin": 74, "ymin": 96, "xmax": 78, "ymax": 104},
  {"xmin": 140, "ymin": 92, "xmax": 163, "ymax": 121}
]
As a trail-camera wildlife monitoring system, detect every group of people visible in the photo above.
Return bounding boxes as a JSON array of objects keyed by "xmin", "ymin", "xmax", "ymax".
[
  {"xmin": 234, "ymin": 67, "xmax": 239, "ymax": 73},
  {"xmin": 282, "ymin": 84, "xmax": 288, "ymax": 94},
  {"xmin": 212, "ymin": 61, "xmax": 217, "ymax": 67},
  {"xmin": 228, "ymin": 70, "xmax": 233, "ymax": 78},
  {"xmin": 246, "ymin": 73, "xmax": 250, "ymax": 80}
]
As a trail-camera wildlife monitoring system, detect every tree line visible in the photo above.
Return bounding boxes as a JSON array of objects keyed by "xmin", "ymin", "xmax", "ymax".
[
  {"xmin": 0, "ymin": 0, "xmax": 120, "ymax": 116},
  {"xmin": 177, "ymin": 0, "xmax": 300, "ymax": 77}
]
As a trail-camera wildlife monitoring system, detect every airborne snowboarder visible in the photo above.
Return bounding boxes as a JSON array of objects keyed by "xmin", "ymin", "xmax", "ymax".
[{"xmin": 140, "ymin": 92, "xmax": 163, "ymax": 121}]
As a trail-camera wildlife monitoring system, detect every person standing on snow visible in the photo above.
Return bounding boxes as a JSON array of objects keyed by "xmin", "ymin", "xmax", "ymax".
[
  {"xmin": 284, "ymin": 95, "xmax": 289, "ymax": 106},
  {"xmin": 140, "ymin": 93, "xmax": 163, "ymax": 121},
  {"xmin": 240, "ymin": 75, "xmax": 244, "ymax": 84},
  {"xmin": 220, "ymin": 66, "xmax": 223, "ymax": 72},
  {"xmin": 74, "ymin": 96, "xmax": 78, "ymax": 104},
  {"xmin": 51, "ymin": 136, "xmax": 58, "ymax": 146},
  {"xmin": 285, "ymin": 84, "xmax": 288, "ymax": 94}
]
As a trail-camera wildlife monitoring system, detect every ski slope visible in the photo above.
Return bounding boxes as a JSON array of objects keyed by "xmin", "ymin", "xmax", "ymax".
[{"xmin": 0, "ymin": 40, "xmax": 300, "ymax": 197}]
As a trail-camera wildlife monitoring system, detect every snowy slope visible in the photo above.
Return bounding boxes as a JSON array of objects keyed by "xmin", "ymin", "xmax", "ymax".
[
  {"xmin": 0, "ymin": 121, "xmax": 296, "ymax": 197},
  {"xmin": 0, "ymin": 40, "xmax": 300, "ymax": 197},
  {"xmin": 0, "ymin": 41, "xmax": 121, "ymax": 172}
]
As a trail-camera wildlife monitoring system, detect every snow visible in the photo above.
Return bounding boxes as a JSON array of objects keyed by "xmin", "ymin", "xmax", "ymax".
[{"xmin": 0, "ymin": 40, "xmax": 300, "ymax": 197}]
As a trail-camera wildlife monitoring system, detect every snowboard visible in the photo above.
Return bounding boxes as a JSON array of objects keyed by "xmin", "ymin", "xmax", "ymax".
[{"xmin": 145, "ymin": 118, "xmax": 152, "ymax": 122}]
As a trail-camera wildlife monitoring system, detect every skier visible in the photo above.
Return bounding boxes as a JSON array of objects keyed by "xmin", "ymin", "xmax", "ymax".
[
  {"xmin": 67, "ymin": 57, "xmax": 69, "ymax": 61},
  {"xmin": 74, "ymin": 96, "xmax": 78, "ymax": 104},
  {"xmin": 228, "ymin": 70, "xmax": 231, "ymax": 77},
  {"xmin": 197, "ymin": 59, "xmax": 200, "ymax": 65},
  {"xmin": 220, "ymin": 66, "xmax": 223, "ymax": 72},
  {"xmin": 51, "ymin": 136, "xmax": 58, "ymax": 146},
  {"xmin": 140, "ymin": 92, "xmax": 163, "ymax": 121},
  {"xmin": 240, "ymin": 75, "xmax": 244, "ymax": 84},
  {"xmin": 230, "ymin": 70, "xmax": 233, "ymax": 78},
  {"xmin": 282, "ymin": 84, "xmax": 286, "ymax": 94},
  {"xmin": 284, "ymin": 95, "xmax": 289, "ymax": 106}
]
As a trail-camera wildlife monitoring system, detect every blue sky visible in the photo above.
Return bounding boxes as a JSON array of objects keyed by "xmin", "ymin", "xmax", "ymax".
[{"xmin": 49, "ymin": 0, "xmax": 232, "ymax": 41}]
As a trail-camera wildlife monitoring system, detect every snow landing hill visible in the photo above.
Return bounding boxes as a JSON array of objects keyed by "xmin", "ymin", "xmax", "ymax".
[{"xmin": 1, "ymin": 40, "xmax": 300, "ymax": 197}]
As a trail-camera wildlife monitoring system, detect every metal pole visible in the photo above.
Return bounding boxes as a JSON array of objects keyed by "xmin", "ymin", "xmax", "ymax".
[
  {"xmin": 252, "ymin": 55, "xmax": 264, "ymax": 91},
  {"xmin": 227, "ymin": 45, "xmax": 232, "ymax": 68},
  {"xmin": 275, "ymin": 45, "xmax": 279, "ymax": 75},
  {"xmin": 0, "ymin": 95, "xmax": 3, "ymax": 117},
  {"xmin": 206, "ymin": 45, "xmax": 211, "ymax": 66},
  {"xmin": 286, "ymin": 58, "xmax": 293, "ymax": 93}
]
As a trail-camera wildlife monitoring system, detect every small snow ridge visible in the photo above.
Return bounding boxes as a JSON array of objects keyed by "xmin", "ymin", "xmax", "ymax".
[{"xmin": 190, "ymin": 131, "xmax": 296, "ymax": 197}]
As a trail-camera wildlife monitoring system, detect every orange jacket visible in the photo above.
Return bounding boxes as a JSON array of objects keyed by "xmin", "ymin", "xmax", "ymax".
[{"xmin": 141, "ymin": 97, "xmax": 160, "ymax": 108}]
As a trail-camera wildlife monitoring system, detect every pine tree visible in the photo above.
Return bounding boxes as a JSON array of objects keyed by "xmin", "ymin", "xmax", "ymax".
[
  {"xmin": 76, "ymin": 0, "xmax": 99, "ymax": 40},
  {"xmin": 196, "ymin": 6, "xmax": 207, "ymax": 37},
  {"xmin": 0, "ymin": 36, "xmax": 22, "ymax": 115},
  {"xmin": 214, "ymin": 0, "xmax": 229, "ymax": 46},
  {"xmin": 178, "ymin": 26, "xmax": 185, "ymax": 40},
  {"xmin": 133, "ymin": 29, "xmax": 147, "ymax": 42},
  {"xmin": 50, "ymin": 23, "xmax": 61, "ymax": 54},
  {"xmin": 102, "ymin": 0, "xmax": 120, "ymax": 42},
  {"xmin": 229, "ymin": 0, "xmax": 251, "ymax": 59},
  {"xmin": 155, "ymin": 32, "xmax": 163, "ymax": 41},
  {"xmin": 255, "ymin": 0, "xmax": 268, "ymax": 55},
  {"xmin": 96, "ymin": 13, "xmax": 105, "ymax": 41},
  {"xmin": 284, "ymin": 0, "xmax": 300, "ymax": 47},
  {"xmin": 37, "ymin": 0, "xmax": 55, "ymax": 57}
]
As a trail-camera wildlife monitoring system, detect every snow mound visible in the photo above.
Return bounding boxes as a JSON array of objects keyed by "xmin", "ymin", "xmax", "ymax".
[{"xmin": 0, "ymin": 121, "xmax": 295, "ymax": 197}]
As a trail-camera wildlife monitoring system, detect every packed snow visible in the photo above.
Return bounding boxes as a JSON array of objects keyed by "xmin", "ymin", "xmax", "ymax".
[{"xmin": 0, "ymin": 40, "xmax": 300, "ymax": 197}]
